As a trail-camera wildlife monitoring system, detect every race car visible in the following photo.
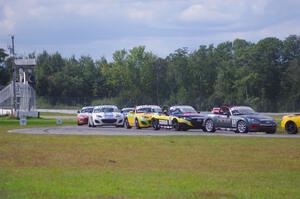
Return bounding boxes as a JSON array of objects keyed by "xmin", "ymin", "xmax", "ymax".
[
  {"xmin": 281, "ymin": 114, "xmax": 300, "ymax": 134},
  {"xmin": 125, "ymin": 105, "xmax": 162, "ymax": 129},
  {"xmin": 203, "ymin": 106, "xmax": 277, "ymax": 134},
  {"xmin": 151, "ymin": 105, "xmax": 205, "ymax": 131},
  {"xmin": 121, "ymin": 107, "xmax": 134, "ymax": 116},
  {"xmin": 88, "ymin": 105, "xmax": 124, "ymax": 127},
  {"xmin": 76, "ymin": 106, "xmax": 94, "ymax": 125}
]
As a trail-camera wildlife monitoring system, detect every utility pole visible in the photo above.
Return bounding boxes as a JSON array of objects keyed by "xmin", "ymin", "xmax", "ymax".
[{"xmin": 11, "ymin": 35, "xmax": 16, "ymax": 116}]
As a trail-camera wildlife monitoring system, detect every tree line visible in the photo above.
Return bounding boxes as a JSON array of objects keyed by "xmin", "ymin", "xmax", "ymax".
[{"xmin": 1, "ymin": 35, "xmax": 300, "ymax": 112}]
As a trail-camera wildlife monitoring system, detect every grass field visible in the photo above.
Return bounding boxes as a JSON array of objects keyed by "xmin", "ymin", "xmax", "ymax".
[{"xmin": 0, "ymin": 118, "xmax": 300, "ymax": 199}]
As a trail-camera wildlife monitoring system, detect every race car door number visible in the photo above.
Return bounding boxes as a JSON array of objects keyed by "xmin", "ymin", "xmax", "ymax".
[{"xmin": 159, "ymin": 120, "xmax": 169, "ymax": 125}]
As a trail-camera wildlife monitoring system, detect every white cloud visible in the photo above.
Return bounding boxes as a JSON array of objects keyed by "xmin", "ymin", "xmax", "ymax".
[
  {"xmin": 127, "ymin": 9, "xmax": 155, "ymax": 22},
  {"xmin": 1, "ymin": 0, "xmax": 300, "ymax": 59},
  {"xmin": 179, "ymin": 3, "xmax": 235, "ymax": 23},
  {"xmin": 0, "ymin": 5, "xmax": 16, "ymax": 33}
]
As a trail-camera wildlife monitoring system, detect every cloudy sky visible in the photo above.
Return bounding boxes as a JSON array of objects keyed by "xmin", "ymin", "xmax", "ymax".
[{"xmin": 0, "ymin": 0, "xmax": 300, "ymax": 60}]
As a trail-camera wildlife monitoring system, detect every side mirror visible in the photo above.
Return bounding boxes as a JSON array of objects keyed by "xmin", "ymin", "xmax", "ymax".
[{"xmin": 77, "ymin": 110, "xmax": 80, "ymax": 114}]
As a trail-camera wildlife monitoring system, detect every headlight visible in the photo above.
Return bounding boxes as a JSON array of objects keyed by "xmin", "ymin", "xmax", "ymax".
[
  {"xmin": 116, "ymin": 114, "xmax": 122, "ymax": 118},
  {"xmin": 97, "ymin": 115, "xmax": 102, "ymax": 118},
  {"xmin": 248, "ymin": 118, "xmax": 259, "ymax": 123}
]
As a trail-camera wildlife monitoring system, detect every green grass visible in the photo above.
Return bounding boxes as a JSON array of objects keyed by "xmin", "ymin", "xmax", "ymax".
[
  {"xmin": 0, "ymin": 117, "xmax": 75, "ymax": 127},
  {"xmin": 0, "ymin": 118, "xmax": 300, "ymax": 199}
]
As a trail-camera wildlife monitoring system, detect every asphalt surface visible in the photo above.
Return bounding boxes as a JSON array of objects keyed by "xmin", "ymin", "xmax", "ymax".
[{"xmin": 9, "ymin": 125, "xmax": 300, "ymax": 138}]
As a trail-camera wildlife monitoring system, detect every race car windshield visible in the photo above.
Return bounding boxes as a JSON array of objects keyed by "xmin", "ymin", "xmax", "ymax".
[
  {"xmin": 122, "ymin": 109, "xmax": 134, "ymax": 113},
  {"xmin": 180, "ymin": 107, "xmax": 197, "ymax": 113},
  {"xmin": 81, "ymin": 108, "xmax": 93, "ymax": 113},
  {"xmin": 231, "ymin": 107, "xmax": 256, "ymax": 115},
  {"xmin": 152, "ymin": 108, "xmax": 162, "ymax": 113},
  {"xmin": 137, "ymin": 107, "xmax": 162, "ymax": 113},
  {"xmin": 94, "ymin": 107, "xmax": 118, "ymax": 113}
]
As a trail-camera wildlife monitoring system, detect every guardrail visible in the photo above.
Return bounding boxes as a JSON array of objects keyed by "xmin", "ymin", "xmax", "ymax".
[{"xmin": 37, "ymin": 109, "xmax": 78, "ymax": 114}]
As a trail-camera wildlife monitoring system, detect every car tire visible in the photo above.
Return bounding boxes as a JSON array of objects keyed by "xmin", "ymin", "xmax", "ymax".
[
  {"xmin": 124, "ymin": 118, "xmax": 132, "ymax": 129},
  {"xmin": 135, "ymin": 119, "xmax": 141, "ymax": 129},
  {"xmin": 152, "ymin": 119, "xmax": 160, "ymax": 130},
  {"xmin": 204, "ymin": 119, "xmax": 216, "ymax": 133},
  {"xmin": 181, "ymin": 124, "xmax": 189, "ymax": 131},
  {"xmin": 236, "ymin": 120, "xmax": 248, "ymax": 133},
  {"xmin": 90, "ymin": 119, "xmax": 96, "ymax": 128},
  {"xmin": 285, "ymin": 121, "xmax": 298, "ymax": 134},
  {"xmin": 172, "ymin": 119, "xmax": 181, "ymax": 131}
]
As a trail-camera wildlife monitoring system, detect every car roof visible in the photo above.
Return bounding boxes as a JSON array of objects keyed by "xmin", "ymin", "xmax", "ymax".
[
  {"xmin": 94, "ymin": 105, "xmax": 118, "ymax": 109},
  {"xmin": 81, "ymin": 106, "xmax": 94, "ymax": 109},
  {"xmin": 136, "ymin": 105, "xmax": 161, "ymax": 109},
  {"xmin": 122, "ymin": 107, "xmax": 134, "ymax": 110},
  {"xmin": 230, "ymin": 106, "xmax": 252, "ymax": 110},
  {"xmin": 170, "ymin": 105, "xmax": 194, "ymax": 110}
]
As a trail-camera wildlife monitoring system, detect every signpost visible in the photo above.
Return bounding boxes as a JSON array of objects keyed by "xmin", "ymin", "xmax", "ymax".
[
  {"xmin": 19, "ymin": 117, "xmax": 27, "ymax": 126},
  {"xmin": 56, "ymin": 118, "xmax": 63, "ymax": 125}
]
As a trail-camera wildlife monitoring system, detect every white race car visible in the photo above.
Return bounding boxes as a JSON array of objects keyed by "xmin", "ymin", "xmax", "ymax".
[{"xmin": 88, "ymin": 105, "xmax": 124, "ymax": 127}]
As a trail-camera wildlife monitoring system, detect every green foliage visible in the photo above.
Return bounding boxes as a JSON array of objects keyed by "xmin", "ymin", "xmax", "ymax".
[
  {"xmin": 31, "ymin": 36, "xmax": 300, "ymax": 111},
  {"xmin": 0, "ymin": 48, "xmax": 9, "ymax": 85}
]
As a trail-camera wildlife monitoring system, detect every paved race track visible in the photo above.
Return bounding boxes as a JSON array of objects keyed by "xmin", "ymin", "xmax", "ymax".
[{"xmin": 9, "ymin": 125, "xmax": 300, "ymax": 138}]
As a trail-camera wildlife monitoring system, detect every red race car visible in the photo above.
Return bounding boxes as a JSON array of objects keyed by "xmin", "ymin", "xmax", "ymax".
[{"xmin": 76, "ymin": 106, "xmax": 94, "ymax": 125}]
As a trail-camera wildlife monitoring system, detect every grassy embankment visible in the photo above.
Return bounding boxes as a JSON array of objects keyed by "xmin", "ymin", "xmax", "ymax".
[{"xmin": 0, "ymin": 116, "xmax": 300, "ymax": 199}]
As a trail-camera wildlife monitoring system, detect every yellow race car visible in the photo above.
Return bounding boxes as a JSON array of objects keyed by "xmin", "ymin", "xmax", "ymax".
[
  {"xmin": 124, "ymin": 105, "xmax": 162, "ymax": 129},
  {"xmin": 151, "ymin": 114, "xmax": 192, "ymax": 131},
  {"xmin": 281, "ymin": 114, "xmax": 300, "ymax": 134},
  {"xmin": 151, "ymin": 105, "xmax": 205, "ymax": 131}
]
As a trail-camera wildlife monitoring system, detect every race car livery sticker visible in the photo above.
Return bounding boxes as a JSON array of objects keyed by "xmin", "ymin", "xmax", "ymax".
[{"xmin": 159, "ymin": 120, "xmax": 169, "ymax": 125}]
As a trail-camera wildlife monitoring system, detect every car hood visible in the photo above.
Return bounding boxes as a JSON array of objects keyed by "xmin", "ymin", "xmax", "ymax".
[
  {"xmin": 92, "ymin": 112, "xmax": 123, "ymax": 117},
  {"xmin": 77, "ymin": 113, "xmax": 90, "ymax": 117},
  {"xmin": 283, "ymin": 114, "xmax": 300, "ymax": 120},
  {"xmin": 239, "ymin": 114, "xmax": 275, "ymax": 121},
  {"xmin": 174, "ymin": 113, "xmax": 205, "ymax": 118},
  {"xmin": 136, "ymin": 113, "xmax": 159, "ymax": 117}
]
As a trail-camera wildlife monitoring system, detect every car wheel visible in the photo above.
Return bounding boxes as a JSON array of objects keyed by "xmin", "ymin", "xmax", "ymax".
[
  {"xmin": 90, "ymin": 119, "xmax": 96, "ymax": 128},
  {"xmin": 135, "ymin": 119, "xmax": 141, "ymax": 129},
  {"xmin": 124, "ymin": 119, "xmax": 132, "ymax": 129},
  {"xmin": 172, "ymin": 119, "xmax": 181, "ymax": 131},
  {"xmin": 152, "ymin": 119, "xmax": 161, "ymax": 130},
  {"xmin": 266, "ymin": 127, "xmax": 276, "ymax": 134},
  {"xmin": 236, "ymin": 120, "xmax": 248, "ymax": 133},
  {"xmin": 181, "ymin": 125, "xmax": 189, "ymax": 131},
  {"xmin": 285, "ymin": 121, "xmax": 298, "ymax": 134},
  {"xmin": 204, "ymin": 119, "xmax": 215, "ymax": 133}
]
